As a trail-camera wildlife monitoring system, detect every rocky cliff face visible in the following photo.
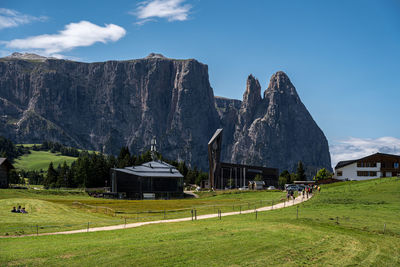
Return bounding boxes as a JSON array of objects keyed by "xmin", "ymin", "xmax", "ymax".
[
  {"xmin": 0, "ymin": 53, "xmax": 331, "ymax": 173},
  {"xmin": 0, "ymin": 53, "xmax": 219, "ymax": 169},
  {"xmin": 228, "ymin": 72, "xmax": 332, "ymax": 175}
]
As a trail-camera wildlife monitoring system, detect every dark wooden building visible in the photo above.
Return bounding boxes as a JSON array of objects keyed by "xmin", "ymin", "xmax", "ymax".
[
  {"xmin": 110, "ymin": 160, "xmax": 184, "ymax": 199},
  {"xmin": 208, "ymin": 129, "xmax": 279, "ymax": 189},
  {"xmin": 216, "ymin": 162, "xmax": 279, "ymax": 189},
  {"xmin": 0, "ymin": 158, "xmax": 14, "ymax": 188}
]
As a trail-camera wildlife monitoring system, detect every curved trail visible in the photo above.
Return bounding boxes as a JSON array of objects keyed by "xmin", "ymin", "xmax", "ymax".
[{"xmin": 4, "ymin": 194, "xmax": 312, "ymax": 238}]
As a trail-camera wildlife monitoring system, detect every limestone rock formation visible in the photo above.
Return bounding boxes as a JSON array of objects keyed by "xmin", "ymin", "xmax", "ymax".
[
  {"xmin": 0, "ymin": 53, "xmax": 219, "ymax": 169},
  {"xmin": 229, "ymin": 71, "xmax": 332, "ymax": 175},
  {"xmin": 0, "ymin": 53, "xmax": 331, "ymax": 174}
]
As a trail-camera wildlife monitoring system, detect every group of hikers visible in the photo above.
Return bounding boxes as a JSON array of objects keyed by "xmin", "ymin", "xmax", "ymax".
[
  {"xmin": 286, "ymin": 185, "xmax": 321, "ymax": 201},
  {"xmin": 11, "ymin": 206, "xmax": 28, "ymax": 213}
]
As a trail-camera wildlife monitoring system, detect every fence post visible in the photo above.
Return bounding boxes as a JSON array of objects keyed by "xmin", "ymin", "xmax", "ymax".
[
  {"xmin": 191, "ymin": 209, "xmax": 194, "ymax": 221},
  {"xmin": 87, "ymin": 222, "xmax": 90, "ymax": 232},
  {"xmin": 36, "ymin": 224, "xmax": 38, "ymax": 236},
  {"xmin": 124, "ymin": 217, "xmax": 126, "ymax": 228},
  {"xmin": 255, "ymin": 210, "xmax": 257, "ymax": 220},
  {"xmin": 195, "ymin": 209, "xmax": 197, "ymax": 220}
]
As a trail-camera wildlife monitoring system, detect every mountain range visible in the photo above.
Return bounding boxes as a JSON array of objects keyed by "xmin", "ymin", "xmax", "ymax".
[{"xmin": 0, "ymin": 52, "xmax": 332, "ymax": 175}]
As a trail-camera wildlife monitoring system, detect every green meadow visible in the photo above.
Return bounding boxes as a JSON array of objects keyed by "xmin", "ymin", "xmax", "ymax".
[
  {"xmin": 0, "ymin": 189, "xmax": 286, "ymax": 236},
  {"xmin": 0, "ymin": 177, "xmax": 399, "ymax": 266},
  {"xmin": 13, "ymin": 150, "xmax": 77, "ymax": 171}
]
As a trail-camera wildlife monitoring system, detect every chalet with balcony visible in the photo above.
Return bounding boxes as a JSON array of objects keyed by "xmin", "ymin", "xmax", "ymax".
[{"xmin": 333, "ymin": 152, "xmax": 400, "ymax": 181}]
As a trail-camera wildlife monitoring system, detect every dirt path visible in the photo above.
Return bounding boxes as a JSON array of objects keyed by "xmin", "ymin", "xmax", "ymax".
[
  {"xmin": 184, "ymin": 191, "xmax": 199, "ymax": 198},
  {"xmin": 3, "ymin": 193, "xmax": 312, "ymax": 238}
]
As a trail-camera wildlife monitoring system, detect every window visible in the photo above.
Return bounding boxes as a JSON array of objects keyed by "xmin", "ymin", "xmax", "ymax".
[
  {"xmin": 394, "ymin": 163, "xmax": 399, "ymax": 169},
  {"xmin": 357, "ymin": 162, "xmax": 376, "ymax": 168},
  {"xmin": 357, "ymin": 171, "xmax": 377, "ymax": 177},
  {"xmin": 337, "ymin": 171, "xmax": 343, "ymax": 176},
  {"xmin": 381, "ymin": 162, "xmax": 386, "ymax": 168}
]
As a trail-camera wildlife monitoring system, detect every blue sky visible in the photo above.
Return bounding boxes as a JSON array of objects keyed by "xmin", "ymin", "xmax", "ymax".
[{"xmin": 1, "ymin": 0, "xmax": 399, "ymax": 166}]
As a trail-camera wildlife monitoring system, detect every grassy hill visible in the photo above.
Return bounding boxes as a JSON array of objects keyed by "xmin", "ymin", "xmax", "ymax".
[
  {"xmin": 0, "ymin": 189, "xmax": 286, "ymax": 236},
  {"xmin": 13, "ymin": 150, "xmax": 77, "ymax": 171},
  {"xmin": 0, "ymin": 177, "xmax": 399, "ymax": 266}
]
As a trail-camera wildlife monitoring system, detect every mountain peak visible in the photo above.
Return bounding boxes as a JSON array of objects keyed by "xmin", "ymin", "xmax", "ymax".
[
  {"xmin": 264, "ymin": 71, "xmax": 298, "ymax": 98},
  {"xmin": 145, "ymin": 53, "xmax": 167, "ymax": 59},
  {"xmin": 242, "ymin": 74, "xmax": 261, "ymax": 106},
  {"xmin": 5, "ymin": 52, "xmax": 50, "ymax": 61}
]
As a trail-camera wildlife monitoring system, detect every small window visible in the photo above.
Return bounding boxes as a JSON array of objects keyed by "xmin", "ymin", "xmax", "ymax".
[
  {"xmin": 337, "ymin": 171, "xmax": 343, "ymax": 176},
  {"xmin": 394, "ymin": 163, "xmax": 399, "ymax": 169}
]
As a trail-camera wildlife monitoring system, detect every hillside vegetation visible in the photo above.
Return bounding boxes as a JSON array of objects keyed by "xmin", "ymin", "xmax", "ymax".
[
  {"xmin": 0, "ymin": 189, "xmax": 286, "ymax": 236},
  {"xmin": 0, "ymin": 177, "xmax": 399, "ymax": 266},
  {"xmin": 14, "ymin": 150, "xmax": 77, "ymax": 171}
]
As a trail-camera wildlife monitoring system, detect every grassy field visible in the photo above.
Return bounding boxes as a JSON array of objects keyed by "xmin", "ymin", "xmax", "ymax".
[
  {"xmin": 13, "ymin": 150, "xmax": 77, "ymax": 171},
  {"xmin": 0, "ymin": 177, "xmax": 399, "ymax": 266},
  {"xmin": 0, "ymin": 189, "xmax": 286, "ymax": 236}
]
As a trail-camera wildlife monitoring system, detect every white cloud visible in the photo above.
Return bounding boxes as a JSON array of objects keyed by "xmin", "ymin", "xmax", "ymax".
[
  {"xmin": 134, "ymin": 0, "xmax": 191, "ymax": 24},
  {"xmin": 330, "ymin": 137, "xmax": 400, "ymax": 168},
  {"xmin": 2, "ymin": 21, "xmax": 126, "ymax": 57},
  {"xmin": 0, "ymin": 8, "xmax": 47, "ymax": 29}
]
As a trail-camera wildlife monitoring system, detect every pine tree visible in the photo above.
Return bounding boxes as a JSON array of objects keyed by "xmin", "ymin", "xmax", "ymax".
[
  {"xmin": 44, "ymin": 162, "xmax": 58, "ymax": 188},
  {"xmin": 296, "ymin": 161, "xmax": 307, "ymax": 181}
]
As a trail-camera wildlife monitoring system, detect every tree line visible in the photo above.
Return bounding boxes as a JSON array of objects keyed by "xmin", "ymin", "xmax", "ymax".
[
  {"xmin": 43, "ymin": 147, "xmax": 208, "ymax": 189},
  {"xmin": 278, "ymin": 161, "xmax": 332, "ymax": 187},
  {"xmin": 0, "ymin": 136, "xmax": 29, "ymax": 161},
  {"xmin": 0, "ymin": 135, "xmax": 209, "ymax": 188}
]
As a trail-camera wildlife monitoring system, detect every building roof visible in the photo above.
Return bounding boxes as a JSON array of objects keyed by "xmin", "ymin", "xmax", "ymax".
[
  {"xmin": 335, "ymin": 152, "xmax": 400, "ymax": 169},
  {"xmin": 0, "ymin": 158, "xmax": 14, "ymax": 169},
  {"xmin": 335, "ymin": 160, "xmax": 357, "ymax": 169},
  {"xmin": 113, "ymin": 160, "xmax": 183, "ymax": 178},
  {"xmin": 208, "ymin": 128, "xmax": 223, "ymax": 145}
]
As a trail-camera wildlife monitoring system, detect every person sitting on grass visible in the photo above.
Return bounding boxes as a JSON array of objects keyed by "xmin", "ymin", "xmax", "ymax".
[
  {"xmin": 16, "ymin": 206, "xmax": 21, "ymax": 213},
  {"xmin": 11, "ymin": 206, "xmax": 17, "ymax": 213},
  {"xmin": 21, "ymin": 207, "xmax": 28, "ymax": 214}
]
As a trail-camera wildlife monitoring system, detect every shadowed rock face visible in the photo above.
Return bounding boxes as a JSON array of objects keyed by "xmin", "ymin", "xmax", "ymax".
[
  {"xmin": 227, "ymin": 71, "xmax": 332, "ymax": 175},
  {"xmin": 0, "ymin": 54, "xmax": 331, "ymax": 174},
  {"xmin": 0, "ymin": 55, "xmax": 219, "ymax": 169}
]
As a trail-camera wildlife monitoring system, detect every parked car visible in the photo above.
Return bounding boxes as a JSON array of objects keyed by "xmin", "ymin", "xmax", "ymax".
[
  {"xmin": 297, "ymin": 185, "xmax": 305, "ymax": 191},
  {"xmin": 267, "ymin": 186, "xmax": 276, "ymax": 190},
  {"xmin": 239, "ymin": 186, "xmax": 249, "ymax": 191},
  {"xmin": 286, "ymin": 185, "xmax": 299, "ymax": 191}
]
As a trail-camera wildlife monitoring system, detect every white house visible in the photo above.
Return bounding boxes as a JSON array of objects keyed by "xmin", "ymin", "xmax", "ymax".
[{"xmin": 333, "ymin": 152, "xmax": 400, "ymax": 181}]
